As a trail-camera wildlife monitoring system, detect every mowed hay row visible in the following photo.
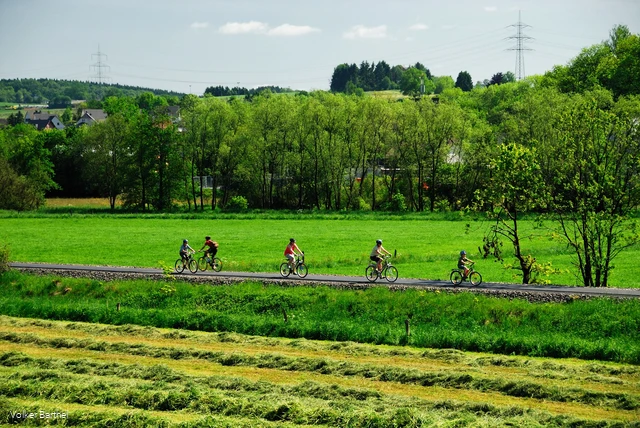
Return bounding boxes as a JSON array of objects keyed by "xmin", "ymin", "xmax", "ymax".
[{"xmin": 0, "ymin": 316, "xmax": 638, "ymax": 427}]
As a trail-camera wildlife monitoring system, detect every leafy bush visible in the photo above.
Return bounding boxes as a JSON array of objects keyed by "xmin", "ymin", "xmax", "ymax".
[
  {"xmin": 356, "ymin": 197, "xmax": 371, "ymax": 211},
  {"xmin": 390, "ymin": 192, "xmax": 408, "ymax": 212},
  {"xmin": 0, "ymin": 158, "xmax": 44, "ymax": 211},
  {"xmin": 226, "ymin": 195, "xmax": 248, "ymax": 211}
]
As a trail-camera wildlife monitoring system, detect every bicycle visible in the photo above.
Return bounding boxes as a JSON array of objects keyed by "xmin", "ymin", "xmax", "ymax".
[
  {"xmin": 450, "ymin": 262, "xmax": 482, "ymax": 286},
  {"xmin": 280, "ymin": 252, "xmax": 308, "ymax": 278},
  {"xmin": 175, "ymin": 252, "xmax": 198, "ymax": 273},
  {"xmin": 197, "ymin": 252, "xmax": 222, "ymax": 272},
  {"xmin": 365, "ymin": 254, "xmax": 398, "ymax": 283}
]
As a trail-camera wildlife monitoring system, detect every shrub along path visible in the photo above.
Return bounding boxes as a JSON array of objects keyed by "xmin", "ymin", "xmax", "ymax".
[{"xmin": 1, "ymin": 315, "xmax": 638, "ymax": 426}]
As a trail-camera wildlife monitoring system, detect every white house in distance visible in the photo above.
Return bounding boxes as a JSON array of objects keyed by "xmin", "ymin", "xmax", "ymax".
[{"xmin": 76, "ymin": 109, "xmax": 108, "ymax": 126}]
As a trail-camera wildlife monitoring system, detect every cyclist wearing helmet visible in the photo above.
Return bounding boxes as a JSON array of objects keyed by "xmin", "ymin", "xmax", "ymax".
[
  {"xmin": 198, "ymin": 236, "xmax": 218, "ymax": 261},
  {"xmin": 179, "ymin": 239, "xmax": 194, "ymax": 262},
  {"xmin": 284, "ymin": 238, "xmax": 302, "ymax": 273},
  {"xmin": 458, "ymin": 250, "xmax": 474, "ymax": 279},
  {"xmin": 370, "ymin": 239, "xmax": 391, "ymax": 272}
]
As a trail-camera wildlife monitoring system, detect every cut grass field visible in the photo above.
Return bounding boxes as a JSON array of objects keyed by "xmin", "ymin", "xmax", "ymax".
[
  {"xmin": 1, "ymin": 315, "xmax": 638, "ymax": 426},
  {"xmin": 2, "ymin": 202, "xmax": 640, "ymax": 286}
]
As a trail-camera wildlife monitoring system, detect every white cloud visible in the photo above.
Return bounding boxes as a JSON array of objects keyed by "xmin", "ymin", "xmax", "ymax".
[
  {"xmin": 219, "ymin": 21, "xmax": 268, "ymax": 35},
  {"xmin": 409, "ymin": 23, "xmax": 428, "ymax": 31},
  {"xmin": 484, "ymin": 6, "xmax": 497, "ymax": 12},
  {"xmin": 267, "ymin": 24, "xmax": 320, "ymax": 36},
  {"xmin": 190, "ymin": 22, "xmax": 209, "ymax": 29},
  {"xmin": 441, "ymin": 24, "xmax": 456, "ymax": 30},
  {"xmin": 343, "ymin": 25, "xmax": 387, "ymax": 39}
]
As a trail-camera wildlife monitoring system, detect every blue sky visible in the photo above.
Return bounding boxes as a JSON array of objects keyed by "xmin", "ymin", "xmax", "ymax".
[{"xmin": 1, "ymin": 0, "xmax": 638, "ymax": 94}]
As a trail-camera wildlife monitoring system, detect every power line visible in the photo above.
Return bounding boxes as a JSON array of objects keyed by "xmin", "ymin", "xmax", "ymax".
[
  {"xmin": 507, "ymin": 11, "xmax": 533, "ymax": 80},
  {"xmin": 90, "ymin": 45, "xmax": 111, "ymax": 85}
]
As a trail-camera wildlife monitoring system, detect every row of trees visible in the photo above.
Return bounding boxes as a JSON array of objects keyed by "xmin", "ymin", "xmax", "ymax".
[
  {"xmin": 329, "ymin": 61, "xmax": 429, "ymax": 93},
  {"xmin": 1, "ymin": 84, "xmax": 638, "ymax": 286},
  {"xmin": 329, "ymin": 60, "xmax": 514, "ymax": 97},
  {"xmin": 204, "ymin": 85, "xmax": 294, "ymax": 97}
]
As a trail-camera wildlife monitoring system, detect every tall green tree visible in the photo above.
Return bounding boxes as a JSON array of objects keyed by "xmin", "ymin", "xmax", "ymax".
[
  {"xmin": 413, "ymin": 62, "xmax": 432, "ymax": 80},
  {"xmin": 360, "ymin": 97, "xmax": 392, "ymax": 210},
  {"xmin": 607, "ymin": 32, "xmax": 640, "ymax": 97},
  {"xmin": 250, "ymin": 92, "xmax": 295, "ymax": 208},
  {"xmin": 542, "ymin": 25, "xmax": 640, "ymax": 98},
  {"xmin": 218, "ymin": 98, "xmax": 249, "ymax": 208},
  {"xmin": 552, "ymin": 93, "xmax": 640, "ymax": 287},
  {"xmin": 421, "ymin": 101, "xmax": 462, "ymax": 211},
  {"xmin": 330, "ymin": 64, "xmax": 356, "ymax": 92},
  {"xmin": 479, "ymin": 143, "xmax": 548, "ymax": 284},
  {"xmin": 455, "ymin": 71, "xmax": 473, "ymax": 92},
  {"xmin": 489, "ymin": 72, "xmax": 506, "ymax": 86},
  {"xmin": 83, "ymin": 115, "xmax": 130, "ymax": 209},
  {"xmin": 400, "ymin": 67, "xmax": 428, "ymax": 98},
  {"xmin": 433, "ymin": 76, "xmax": 454, "ymax": 94},
  {"xmin": 0, "ymin": 157, "xmax": 43, "ymax": 210},
  {"xmin": 373, "ymin": 61, "xmax": 391, "ymax": 89},
  {"xmin": 1, "ymin": 124, "xmax": 57, "ymax": 208}
]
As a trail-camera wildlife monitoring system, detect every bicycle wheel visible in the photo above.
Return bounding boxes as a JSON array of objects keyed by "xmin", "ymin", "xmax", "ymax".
[
  {"xmin": 197, "ymin": 257, "xmax": 208, "ymax": 272},
  {"xmin": 469, "ymin": 271, "xmax": 483, "ymax": 286},
  {"xmin": 280, "ymin": 262, "xmax": 291, "ymax": 278},
  {"xmin": 365, "ymin": 265, "xmax": 378, "ymax": 282},
  {"xmin": 174, "ymin": 259, "xmax": 185, "ymax": 273},
  {"xmin": 450, "ymin": 270, "xmax": 463, "ymax": 285},
  {"xmin": 296, "ymin": 263, "xmax": 308, "ymax": 278},
  {"xmin": 212, "ymin": 257, "xmax": 222, "ymax": 272},
  {"xmin": 188, "ymin": 259, "xmax": 198, "ymax": 273},
  {"xmin": 385, "ymin": 266, "xmax": 398, "ymax": 282}
]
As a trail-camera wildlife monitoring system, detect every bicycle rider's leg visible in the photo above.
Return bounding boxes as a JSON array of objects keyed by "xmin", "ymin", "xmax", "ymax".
[{"xmin": 286, "ymin": 254, "xmax": 294, "ymax": 271}]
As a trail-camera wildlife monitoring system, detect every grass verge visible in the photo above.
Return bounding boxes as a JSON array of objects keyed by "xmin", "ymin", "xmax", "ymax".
[{"xmin": 1, "ymin": 271, "xmax": 639, "ymax": 364}]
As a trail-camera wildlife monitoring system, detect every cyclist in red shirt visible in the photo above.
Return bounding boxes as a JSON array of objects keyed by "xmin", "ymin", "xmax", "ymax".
[
  {"xmin": 284, "ymin": 238, "xmax": 302, "ymax": 273},
  {"xmin": 198, "ymin": 236, "xmax": 218, "ymax": 261}
]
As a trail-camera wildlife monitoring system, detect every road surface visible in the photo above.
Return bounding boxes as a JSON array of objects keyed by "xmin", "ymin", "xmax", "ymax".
[{"xmin": 10, "ymin": 262, "xmax": 640, "ymax": 299}]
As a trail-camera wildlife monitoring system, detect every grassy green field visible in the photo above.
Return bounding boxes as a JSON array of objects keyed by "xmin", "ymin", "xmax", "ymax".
[
  {"xmin": 2, "ymin": 192, "xmax": 639, "ymax": 426},
  {"xmin": 0, "ymin": 269, "xmax": 639, "ymax": 426},
  {"xmin": 2, "ymin": 207, "xmax": 639, "ymax": 287}
]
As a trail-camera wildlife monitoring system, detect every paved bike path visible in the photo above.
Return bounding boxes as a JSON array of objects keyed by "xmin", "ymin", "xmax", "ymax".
[{"xmin": 9, "ymin": 262, "xmax": 640, "ymax": 298}]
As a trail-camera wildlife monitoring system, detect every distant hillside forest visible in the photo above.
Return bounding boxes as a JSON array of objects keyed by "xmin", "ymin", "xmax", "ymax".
[
  {"xmin": 0, "ymin": 79, "xmax": 185, "ymax": 106},
  {"xmin": 0, "ymin": 79, "xmax": 298, "ymax": 107}
]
